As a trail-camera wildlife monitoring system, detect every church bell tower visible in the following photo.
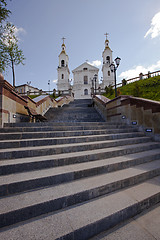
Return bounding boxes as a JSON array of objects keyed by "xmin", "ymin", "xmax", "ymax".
[
  {"xmin": 102, "ymin": 33, "xmax": 114, "ymax": 88},
  {"xmin": 57, "ymin": 37, "xmax": 70, "ymax": 92}
]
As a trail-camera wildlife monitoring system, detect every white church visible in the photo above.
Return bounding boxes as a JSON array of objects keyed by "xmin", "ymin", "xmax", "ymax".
[{"xmin": 57, "ymin": 34, "xmax": 114, "ymax": 99}]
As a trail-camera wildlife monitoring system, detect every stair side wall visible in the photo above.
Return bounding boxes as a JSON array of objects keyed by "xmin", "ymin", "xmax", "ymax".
[
  {"xmin": 0, "ymin": 80, "xmax": 73, "ymax": 127},
  {"xmin": 94, "ymin": 95, "xmax": 160, "ymax": 141}
]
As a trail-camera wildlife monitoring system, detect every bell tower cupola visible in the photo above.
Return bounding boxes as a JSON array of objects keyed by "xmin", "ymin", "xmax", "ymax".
[
  {"xmin": 101, "ymin": 33, "xmax": 114, "ymax": 88},
  {"xmin": 57, "ymin": 37, "xmax": 70, "ymax": 92}
]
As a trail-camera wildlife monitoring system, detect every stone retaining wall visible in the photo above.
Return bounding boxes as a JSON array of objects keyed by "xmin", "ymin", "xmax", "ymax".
[
  {"xmin": 0, "ymin": 77, "xmax": 73, "ymax": 127},
  {"xmin": 94, "ymin": 95, "xmax": 160, "ymax": 141}
]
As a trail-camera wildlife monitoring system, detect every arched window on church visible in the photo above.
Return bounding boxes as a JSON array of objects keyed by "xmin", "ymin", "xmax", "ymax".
[
  {"xmin": 84, "ymin": 76, "xmax": 88, "ymax": 84},
  {"xmin": 62, "ymin": 74, "xmax": 64, "ymax": 79},
  {"xmin": 108, "ymin": 71, "xmax": 110, "ymax": 76},
  {"xmin": 61, "ymin": 60, "xmax": 65, "ymax": 67},
  {"xmin": 106, "ymin": 56, "xmax": 110, "ymax": 64},
  {"xmin": 84, "ymin": 89, "xmax": 88, "ymax": 95}
]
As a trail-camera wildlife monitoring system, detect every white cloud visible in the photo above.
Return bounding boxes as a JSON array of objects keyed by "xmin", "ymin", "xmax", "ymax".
[
  {"xmin": 2, "ymin": 24, "xmax": 26, "ymax": 46},
  {"xmin": 144, "ymin": 11, "xmax": 160, "ymax": 39},
  {"xmin": 53, "ymin": 79, "xmax": 57, "ymax": 83},
  {"xmin": 89, "ymin": 60, "xmax": 102, "ymax": 67},
  {"xmin": 119, "ymin": 60, "xmax": 160, "ymax": 79},
  {"xmin": 14, "ymin": 26, "xmax": 26, "ymax": 39}
]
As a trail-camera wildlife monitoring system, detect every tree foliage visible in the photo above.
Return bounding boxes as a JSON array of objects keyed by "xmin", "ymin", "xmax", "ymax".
[
  {"xmin": 0, "ymin": 1, "xmax": 25, "ymax": 86},
  {"xmin": 0, "ymin": 22, "xmax": 25, "ymax": 84},
  {"xmin": 105, "ymin": 85, "xmax": 114, "ymax": 96},
  {"xmin": 0, "ymin": 0, "xmax": 11, "ymax": 24},
  {"xmin": 0, "ymin": 23, "xmax": 25, "ymax": 67}
]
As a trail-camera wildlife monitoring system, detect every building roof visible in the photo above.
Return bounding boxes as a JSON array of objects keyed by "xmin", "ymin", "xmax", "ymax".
[
  {"xmin": 15, "ymin": 84, "xmax": 39, "ymax": 91},
  {"xmin": 72, "ymin": 62, "xmax": 99, "ymax": 73},
  {"xmin": 33, "ymin": 95, "xmax": 49, "ymax": 103}
]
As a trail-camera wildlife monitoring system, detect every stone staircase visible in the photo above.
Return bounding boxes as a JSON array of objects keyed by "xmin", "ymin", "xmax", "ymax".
[
  {"xmin": 0, "ymin": 99, "xmax": 160, "ymax": 240},
  {"xmin": 45, "ymin": 99, "xmax": 104, "ymax": 122}
]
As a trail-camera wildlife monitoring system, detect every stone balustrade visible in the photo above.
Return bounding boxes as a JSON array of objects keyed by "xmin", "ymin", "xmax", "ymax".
[
  {"xmin": 94, "ymin": 95, "xmax": 160, "ymax": 140},
  {"xmin": 0, "ymin": 77, "xmax": 74, "ymax": 126}
]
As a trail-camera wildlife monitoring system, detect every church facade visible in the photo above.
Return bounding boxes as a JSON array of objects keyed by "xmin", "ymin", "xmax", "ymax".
[
  {"xmin": 57, "ymin": 34, "xmax": 114, "ymax": 99},
  {"xmin": 72, "ymin": 62, "xmax": 99, "ymax": 99}
]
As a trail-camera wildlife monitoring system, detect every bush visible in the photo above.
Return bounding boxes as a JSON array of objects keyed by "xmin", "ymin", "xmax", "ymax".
[
  {"xmin": 117, "ymin": 88, "xmax": 121, "ymax": 96},
  {"xmin": 122, "ymin": 79, "xmax": 127, "ymax": 86}
]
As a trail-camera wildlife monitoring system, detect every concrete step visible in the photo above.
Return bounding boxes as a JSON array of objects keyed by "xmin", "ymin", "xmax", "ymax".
[
  {"xmin": 0, "ymin": 137, "xmax": 152, "ymax": 160},
  {"xmin": 0, "ymin": 128, "xmax": 140, "ymax": 140},
  {"xmin": 1, "ymin": 142, "xmax": 160, "ymax": 175},
  {"xmin": 0, "ymin": 124, "xmax": 137, "ymax": 133},
  {"xmin": 4, "ymin": 122, "xmax": 128, "ymax": 128},
  {"xmin": 45, "ymin": 101, "xmax": 105, "ymax": 122},
  {"xmin": 0, "ymin": 132, "xmax": 145, "ymax": 149},
  {"xmin": 45, "ymin": 108, "xmax": 100, "ymax": 114},
  {"xmin": 48, "ymin": 118, "xmax": 105, "ymax": 123},
  {"xmin": 1, "ymin": 160, "xmax": 160, "ymax": 228},
  {"xmin": 0, "ymin": 152, "xmax": 160, "ymax": 198},
  {"xmin": 45, "ymin": 112, "xmax": 99, "ymax": 118},
  {"xmin": 90, "ymin": 202, "xmax": 160, "ymax": 240},
  {"xmin": 0, "ymin": 176, "xmax": 160, "ymax": 239}
]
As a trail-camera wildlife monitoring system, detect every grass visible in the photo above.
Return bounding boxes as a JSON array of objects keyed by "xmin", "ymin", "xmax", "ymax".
[
  {"xmin": 103, "ymin": 75, "xmax": 160, "ymax": 101},
  {"xmin": 28, "ymin": 95, "xmax": 40, "ymax": 99}
]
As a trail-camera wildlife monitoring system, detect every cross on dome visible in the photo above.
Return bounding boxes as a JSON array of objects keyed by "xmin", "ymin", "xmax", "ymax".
[
  {"xmin": 62, "ymin": 37, "xmax": 66, "ymax": 45},
  {"xmin": 104, "ymin": 32, "xmax": 110, "ymax": 49},
  {"xmin": 61, "ymin": 37, "xmax": 66, "ymax": 53},
  {"xmin": 104, "ymin": 33, "xmax": 109, "ymax": 40}
]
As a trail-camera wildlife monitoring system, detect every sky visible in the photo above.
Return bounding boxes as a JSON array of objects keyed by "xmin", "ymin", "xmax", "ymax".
[{"xmin": 3, "ymin": 0, "xmax": 160, "ymax": 91}]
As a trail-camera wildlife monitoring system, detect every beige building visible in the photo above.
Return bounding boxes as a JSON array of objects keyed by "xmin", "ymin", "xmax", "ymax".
[{"xmin": 15, "ymin": 84, "xmax": 40, "ymax": 95}]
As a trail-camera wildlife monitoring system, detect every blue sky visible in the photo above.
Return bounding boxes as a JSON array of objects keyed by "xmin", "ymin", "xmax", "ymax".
[{"xmin": 3, "ymin": 0, "xmax": 160, "ymax": 91}]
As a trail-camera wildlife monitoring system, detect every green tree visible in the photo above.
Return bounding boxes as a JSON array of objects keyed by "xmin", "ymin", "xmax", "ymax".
[
  {"xmin": 0, "ymin": 0, "xmax": 25, "ymax": 86},
  {"xmin": 0, "ymin": 22, "xmax": 25, "ymax": 86},
  {"xmin": 0, "ymin": 0, "xmax": 11, "ymax": 24}
]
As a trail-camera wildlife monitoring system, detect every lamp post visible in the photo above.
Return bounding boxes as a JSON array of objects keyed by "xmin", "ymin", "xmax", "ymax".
[
  {"xmin": 93, "ymin": 74, "xmax": 98, "ymax": 95},
  {"xmin": 109, "ymin": 57, "xmax": 121, "ymax": 97},
  {"xmin": 48, "ymin": 80, "xmax": 50, "ymax": 94}
]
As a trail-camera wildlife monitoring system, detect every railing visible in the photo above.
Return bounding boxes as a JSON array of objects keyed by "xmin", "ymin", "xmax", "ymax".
[
  {"xmin": 16, "ymin": 89, "xmax": 72, "ymax": 97},
  {"xmin": 117, "ymin": 70, "xmax": 160, "ymax": 87}
]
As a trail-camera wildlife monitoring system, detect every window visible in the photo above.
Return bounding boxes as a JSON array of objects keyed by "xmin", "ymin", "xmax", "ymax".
[
  {"xmin": 62, "ymin": 74, "xmax": 64, "ymax": 79},
  {"xmin": 83, "ymin": 68, "xmax": 88, "ymax": 71},
  {"xmin": 108, "ymin": 71, "xmax": 110, "ymax": 76},
  {"xmin": 84, "ymin": 76, "xmax": 88, "ymax": 84},
  {"xmin": 84, "ymin": 89, "xmax": 88, "ymax": 95},
  {"xmin": 106, "ymin": 56, "xmax": 110, "ymax": 64},
  {"xmin": 61, "ymin": 60, "xmax": 65, "ymax": 67}
]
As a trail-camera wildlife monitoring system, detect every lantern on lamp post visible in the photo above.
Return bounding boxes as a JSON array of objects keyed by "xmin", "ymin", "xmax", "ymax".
[{"xmin": 109, "ymin": 57, "xmax": 121, "ymax": 97}]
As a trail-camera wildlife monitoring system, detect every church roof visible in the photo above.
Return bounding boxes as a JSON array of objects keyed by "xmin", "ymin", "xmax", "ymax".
[{"xmin": 72, "ymin": 62, "xmax": 99, "ymax": 73}]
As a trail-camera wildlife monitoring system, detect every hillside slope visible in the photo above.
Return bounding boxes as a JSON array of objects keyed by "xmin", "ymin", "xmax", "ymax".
[{"xmin": 103, "ymin": 75, "xmax": 160, "ymax": 101}]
